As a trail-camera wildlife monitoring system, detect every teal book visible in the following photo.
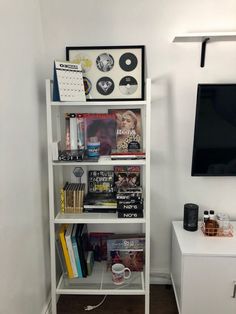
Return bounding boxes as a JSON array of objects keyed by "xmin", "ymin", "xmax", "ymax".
[{"xmin": 71, "ymin": 224, "xmax": 83, "ymax": 278}]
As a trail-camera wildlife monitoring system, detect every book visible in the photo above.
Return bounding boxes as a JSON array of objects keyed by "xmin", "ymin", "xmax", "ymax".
[
  {"xmin": 55, "ymin": 232, "xmax": 67, "ymax": 274},
  {"xmin": 88, "ymin": 170, "xmax": 114, "ymax": 194},
  {"xmin": 118, "ymin": 211, "xmax": 144, "ymax": 218},
  {"xmin": 110, "ymin": 249, "xmax": 144, "ymax": 271},
  {"xmin": 61, "ymin": 182, "xmax": 85, "ymax": 213},
  {"xmin": 69, "ymin": 113, "xmax": 78, "ymax": 150},
  {"xmin": 107, "ymin": 234, "xmax": 145, "ymax": 271},
  {"xmin": 110, "ymin": 149, "xmax": 145, "ymax": 160},
  {"xmin": 58, "ymin": 225, "xmax": 74, "ymax": 278},
  {"xmin": 108, "ymin": 109, "xmax": 142, "ymax": 151},
  {"xmin": 114, "ymin": 166, "xmax": 140, "ymax": 190},
  {"xmin": 83, "ymin": 113, "xmax": 117, "ymax": 155},
  {"xmin": 65, "ymin": 224, "xmax": 78, "ymax": 277},
  {"xmin": 117, "ymin": 203, "xmax": 143, "ymax": 211},
  {"xmin": 83, "ymin": 193, "xmax": 117, "ymax": 213},
  {"xmin": 88, "ymin": 232, "xmax": 114, "ymax": 261},
  {"xmin": 76, "ymin": 224, "xmax": 88, "ymax": 277},
  {"xmin": 71, "ymin": 224, "xmax": 83, "ymax": 278}
]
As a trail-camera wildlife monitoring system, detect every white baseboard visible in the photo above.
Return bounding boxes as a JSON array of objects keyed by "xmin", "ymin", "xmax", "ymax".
[{"xmin": 150, "ymin": 270, "xmax": 171, "ymax": 285}]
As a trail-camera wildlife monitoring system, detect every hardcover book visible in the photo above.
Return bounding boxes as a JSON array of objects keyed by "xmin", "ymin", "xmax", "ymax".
[
  {"xmin": 58, "ymin": 225, "xmax": 74, "ymax": 278},
  {"xmin": 108, "ymin": 109, "xmax": 142, "ymax": 151}
]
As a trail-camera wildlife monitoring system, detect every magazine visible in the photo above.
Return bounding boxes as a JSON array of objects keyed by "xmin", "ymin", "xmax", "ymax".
[{"xmin": 108, "ymin": 109, "xmax": 142, "ymax": 151}]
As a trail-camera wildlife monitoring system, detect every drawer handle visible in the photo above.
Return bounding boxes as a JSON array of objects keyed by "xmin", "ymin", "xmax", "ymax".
[{"xmin": 232, "ymin": 281, "xmax": 236, "ymax": 298}]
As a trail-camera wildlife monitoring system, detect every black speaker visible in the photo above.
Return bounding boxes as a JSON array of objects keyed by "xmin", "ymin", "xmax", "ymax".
[{"xmin": 183, "ymin": 203, "xmax": 199, "ymax": 231}]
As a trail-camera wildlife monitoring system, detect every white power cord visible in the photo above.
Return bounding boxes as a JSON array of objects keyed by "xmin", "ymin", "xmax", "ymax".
[{"xmin": 84, "ymin": 295, "xmax": 107, "ymax": 311}]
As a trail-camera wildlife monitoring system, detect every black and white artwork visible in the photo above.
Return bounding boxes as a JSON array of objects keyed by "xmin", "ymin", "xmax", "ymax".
[{"xmin": 66, "ymin": 46, "xmax": 145, "ymax": 101}]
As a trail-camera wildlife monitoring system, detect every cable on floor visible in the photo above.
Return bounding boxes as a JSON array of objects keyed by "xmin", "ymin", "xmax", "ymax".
[{"xmin": 84, "ymin": 295, "xmax": 107, "ymax": 311}]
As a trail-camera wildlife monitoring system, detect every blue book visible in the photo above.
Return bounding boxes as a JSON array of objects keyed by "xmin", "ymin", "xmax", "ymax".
[{"xmin": 71, "ymin": 224, "xmax": 83, "ymax": 278}]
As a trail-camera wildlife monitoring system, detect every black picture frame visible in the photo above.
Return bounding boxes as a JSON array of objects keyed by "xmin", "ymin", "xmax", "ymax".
[{"xmin": 66, "ymin": 45, "xmax": 145, "ymax": 101}]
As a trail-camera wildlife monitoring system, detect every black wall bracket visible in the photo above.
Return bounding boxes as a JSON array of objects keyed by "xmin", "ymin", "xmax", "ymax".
[{"xmin": 200, "ymin": 37, "xmax": 210, "ymax": 67}]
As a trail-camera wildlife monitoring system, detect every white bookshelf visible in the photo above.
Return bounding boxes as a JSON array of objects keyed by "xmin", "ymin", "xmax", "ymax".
[{"xmin": 46, "ymin": 78, "xmax": 151, "ymax": 314}]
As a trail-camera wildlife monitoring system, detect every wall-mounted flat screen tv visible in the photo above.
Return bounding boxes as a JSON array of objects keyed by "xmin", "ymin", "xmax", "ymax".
[{"xmin": 191, "ymin": 84, "xmax": 236, "ymax": 176}]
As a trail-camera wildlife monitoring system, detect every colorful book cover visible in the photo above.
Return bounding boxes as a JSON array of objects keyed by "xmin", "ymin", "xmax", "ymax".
[
  {"xmin": 71, "ymin": 224, "xmax": 83, "ymax": 278},
  {"xmin": 107, "ymin": 234, "xmax": 145, "ymax": 271},
  {"xmin": 76, "ymin": 224, "xmax": 88, "ymax": 277},
  {"xmin": 84, "ymin": 113, "xmax": 117, "ymax": 155},
  {"xmin": 114, "ymin": 166, "xmax": 140, "ymax": 189},
  {"xmin": 88, "ymin": 170, "xmax": 114, "ymax": 193},
  {"xmin": 109, "ymin": 249, "xmax": 144, "ymax": 271},
  {"xmin": 108, "ymin": 109, "xmax": 142, "ymax": 151},
  {"xmin": 58, "ymin": 225, "xmax": 74, "ymax": 279},
  {"xmin": 65, "ymin": 224, "xmax": 78, "ymax": 277}
]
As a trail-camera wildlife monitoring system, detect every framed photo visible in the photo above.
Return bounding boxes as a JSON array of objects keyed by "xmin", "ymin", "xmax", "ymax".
[{"xmin": 66, "ymin": 45, "xmax": 145, "ymax": 101}]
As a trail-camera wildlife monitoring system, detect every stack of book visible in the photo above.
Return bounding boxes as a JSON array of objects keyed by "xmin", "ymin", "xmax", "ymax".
[
  {"xmin": 83, "ymin": 194, "xmax": 117, "ymax": 213},
  {"xmin": 84, "ymin": 170, "xmax": 117, "ymax": 213},
  {"xmin": 60, "ymin": 182, "xmax": 85, "ymax": 213},
  {"xmin": 56, "ymin": 224, "xmax": 94, "ymax": 278},
  {"xmin": 110, "ymin": 149, "xmax": 145, "ymax": 160},
  {"xmin": 116, "ymin": 187, "xmax": 144, "ymax": 218}
]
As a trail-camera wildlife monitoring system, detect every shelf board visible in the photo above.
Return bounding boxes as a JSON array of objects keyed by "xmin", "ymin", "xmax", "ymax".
[
  {"xmin": 56, "ymin": 261, "xmax": 145, "ymax": 295},
  {"xmin": 54, "ymin": 212, "xmax": 146, "ymax": 224},
  {"xmin": 173, "ymin": 31, "xmax": 236, "ymax": 42},
  {"xmin": 52, "ymin": 156, "xmax": 146, "ymax": 166},
  {"xmin": 51, "ymin": 100, "xmax": 147, "ymax": 106}
]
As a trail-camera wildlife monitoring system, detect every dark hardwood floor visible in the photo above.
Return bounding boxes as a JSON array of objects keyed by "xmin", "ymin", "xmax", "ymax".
[{"xmin": 57, "ymin": 284, "xmax": 178, "ymax": 314}]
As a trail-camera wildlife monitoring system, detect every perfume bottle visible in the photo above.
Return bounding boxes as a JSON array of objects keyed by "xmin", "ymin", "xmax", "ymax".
[{"xmin": 205, "ymin": 210, "xmax": 218, "ymax": 236}]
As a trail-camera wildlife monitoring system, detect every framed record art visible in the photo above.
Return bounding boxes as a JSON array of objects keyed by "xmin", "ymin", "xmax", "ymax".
[{"xmin": 66, "ymin": 45, "xmax": 145, "ymax": 101}]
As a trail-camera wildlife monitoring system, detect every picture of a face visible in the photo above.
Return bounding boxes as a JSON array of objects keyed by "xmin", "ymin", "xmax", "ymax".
[
  {"xmin": 96, "ymin": 53, "xmax": 114, "ymax": 72},
  {"xmin": 121, "ymin": 113, "xmax": 136, "ymax": 130}
]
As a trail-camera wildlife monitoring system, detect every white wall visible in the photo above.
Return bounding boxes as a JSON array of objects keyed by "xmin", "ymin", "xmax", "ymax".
[
  {"xmin": 39, "ymin": 0, "xmax": 236, "ymax": 279},
  {"xmin": 0, "ymin": 1, "xmax": 50, "ymax": 313}
]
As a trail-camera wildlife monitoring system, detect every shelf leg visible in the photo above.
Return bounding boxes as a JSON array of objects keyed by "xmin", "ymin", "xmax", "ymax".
[{"xmin": 200, "ymin": 37, "xmax": 210, "ymax": 67}]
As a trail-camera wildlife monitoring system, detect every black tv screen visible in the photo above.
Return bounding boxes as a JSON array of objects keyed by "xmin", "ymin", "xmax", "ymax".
[{"xmin": 191, "ymin": 84, "xmax": 236, "ymax": 176}]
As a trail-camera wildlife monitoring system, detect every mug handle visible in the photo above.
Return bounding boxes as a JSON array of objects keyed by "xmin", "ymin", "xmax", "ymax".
[{"xmin": 124, "ymin": 267, "xmax": 131, "ymax": 279}]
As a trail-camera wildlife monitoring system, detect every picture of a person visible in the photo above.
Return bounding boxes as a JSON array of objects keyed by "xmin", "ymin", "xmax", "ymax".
[
  {"xmin": 115, "ymin": 173, "xmax": 128, "ymax": 188},
  {"xmin": 115, "ymin": 110, "xmax": 142, "ymax": 151},
  {"xmin": 128, "ymin": 173, "xmax": 139, "ymax": 187}
]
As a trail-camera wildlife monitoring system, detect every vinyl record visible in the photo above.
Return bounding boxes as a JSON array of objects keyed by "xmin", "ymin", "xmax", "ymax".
[
  {"xmin": 96, "ymin": 53, "xmax": 114, "ymax": 72},
  {"xmin": 96, "ymin": 77, "xmax": 114, "ymax": 95},
  {"xmin": 119, "ymin": 52, "xmax": 138, "ymax": 71},
  {"xmin": 119, "ymin": 76, "xmax": 138, "ymax": 95},
  {"xmin": 83, "ymin": 77, "xmax": 92, "ymax": 95},
  {"xmin": 71, "ymin": 53, "xmax": 92, "ymax": 73}
]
